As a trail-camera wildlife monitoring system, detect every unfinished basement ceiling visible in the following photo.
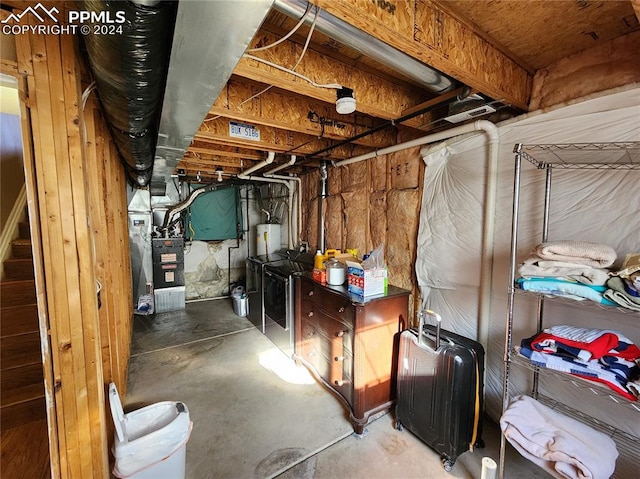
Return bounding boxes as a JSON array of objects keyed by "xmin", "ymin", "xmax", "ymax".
[
  {"xmin": 437, "ymin": 0, "xmax": 640, "ymax": 71},
  {"xmin": 154, "ymin": 0, "xmax": 639, "ymax": 186}
]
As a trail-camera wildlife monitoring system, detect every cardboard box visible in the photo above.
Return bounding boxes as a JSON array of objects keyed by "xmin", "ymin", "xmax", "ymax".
[{"xmin": 346, "ymin": 261, "xmax": 388, "ymax": 297}]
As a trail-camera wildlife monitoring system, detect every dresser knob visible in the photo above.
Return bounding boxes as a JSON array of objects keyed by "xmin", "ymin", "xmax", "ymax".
[
  {"xmin": 307, "ymin": 311, "xmax": 314, "ymax": 317},
  {"xmin": 337, "ymin": 306, "xmax": 345, "ymax": 313},
  {"xmin": 308, "ymin": 291, "xmax": 314, "ymax": 296}
]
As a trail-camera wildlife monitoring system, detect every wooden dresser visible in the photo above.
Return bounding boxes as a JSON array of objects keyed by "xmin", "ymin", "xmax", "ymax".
[{"xmin": 294, "ymin": 274, "xmax": 410, "ymax": 435}]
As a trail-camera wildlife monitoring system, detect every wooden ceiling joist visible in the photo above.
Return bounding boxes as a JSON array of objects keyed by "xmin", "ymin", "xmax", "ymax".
[
  {"xmin": 234, "ymin": 31, "xmax": 437, "ymax": 125},
  {"xmin": 187, "ymin": 144, "xmax": 263, "ymax": 160},
  {"xmin": 211, "ymin": 77, "xmax": 398, "ymax": 148},
  {"xmin": 196, "ymin": 116, "xmax": 374, "ymax": 159},
  {"xmin": 314, "ymin": 0, "xmax": 532, "ymax": 111},
  {"xmin": 176, "ymin": 159, "xmax": 305, "ymax": 178},
  {"xmin": 180, "ymin": 154, "xmax": 254, "ymax": 169}
]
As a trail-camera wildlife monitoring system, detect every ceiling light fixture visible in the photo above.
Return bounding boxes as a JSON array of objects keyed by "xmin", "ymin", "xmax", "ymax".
[
  {"xmin": 336, "ymin": 87, "xmax": 356, "ymax": 115},
  {"xmin": 216, "ymin": 167, "xmax": 224, "ymax": 182}
]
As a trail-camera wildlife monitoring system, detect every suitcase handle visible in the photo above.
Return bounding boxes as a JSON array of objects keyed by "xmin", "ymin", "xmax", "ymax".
[{"xmin": 417, "ymin": 309, "xmax": 441, "ymax": 349}]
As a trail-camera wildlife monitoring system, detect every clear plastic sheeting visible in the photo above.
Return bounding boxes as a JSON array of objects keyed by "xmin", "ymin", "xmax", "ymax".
[
  {"xmin": 78, "ymin": 0, "xmax": 177, "ymax": 186},
  {"xmin": 415, "ymin": 86, "xmax": 640, "ymax": 435}
]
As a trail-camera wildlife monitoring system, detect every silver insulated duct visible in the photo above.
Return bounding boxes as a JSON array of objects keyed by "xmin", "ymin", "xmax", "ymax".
[
  {"xmin": 273, "ymin": 0, "xmax": 456, "ymax": 94},
  {"xmin": 152, "ymin": 0, "xmax": 273, "ymax": 191}
]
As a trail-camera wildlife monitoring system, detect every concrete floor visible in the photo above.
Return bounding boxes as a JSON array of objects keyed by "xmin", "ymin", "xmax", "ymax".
[{"xmin": 124, "ymin": 298, "xmax": 549, "ymax": 479}]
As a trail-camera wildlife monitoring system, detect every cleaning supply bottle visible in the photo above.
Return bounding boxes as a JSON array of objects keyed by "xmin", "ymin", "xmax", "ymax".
[{"xmin": 313, "ymin": 250, "xmax": 327, "ymax": 283}]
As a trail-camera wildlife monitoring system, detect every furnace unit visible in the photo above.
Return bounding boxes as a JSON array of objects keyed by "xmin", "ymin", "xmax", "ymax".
[{"xmin": 152, "ymin": 238, "xmax": 185, "ymax": 312}]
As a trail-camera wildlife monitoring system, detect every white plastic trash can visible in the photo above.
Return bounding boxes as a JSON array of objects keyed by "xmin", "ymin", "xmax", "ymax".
[{"xmin": 109, "ymin": 383, "xmax": 193, "ymax": 479}]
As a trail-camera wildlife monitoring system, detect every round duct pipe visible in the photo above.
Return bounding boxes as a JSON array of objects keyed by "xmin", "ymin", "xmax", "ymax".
[
  {"xmin": 273, "ymin": 0, "xmax": 456, "ymax": 94},
  {"xmin": 78, "ymin": 0, "xmax": 178, "ymax": 187}
]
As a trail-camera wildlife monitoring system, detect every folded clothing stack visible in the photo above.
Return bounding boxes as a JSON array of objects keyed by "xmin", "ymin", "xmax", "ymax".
[
  {"xmin": 519, "ymin": 325, "xmax": 640, "ymax": 401},
  {"xmin": 500, "ymin": 394, "xmax": 618, "ymax": 479},
  {"xmin": 517, "ymin": 240, "xmax": 618, "ymax": 304},
  {"xmin": 603, "ymin": 253, "xmax": 640, "ymax": 312}
]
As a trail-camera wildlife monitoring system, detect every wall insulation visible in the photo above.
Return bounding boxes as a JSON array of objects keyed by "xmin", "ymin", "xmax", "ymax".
[{"xmin": 301, "ymin": 137, "xmax": 423, "ymax": 314}]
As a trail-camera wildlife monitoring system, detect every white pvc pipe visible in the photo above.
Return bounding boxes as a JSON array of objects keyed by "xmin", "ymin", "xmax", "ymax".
[
  {"xmin": 335, "ymin": 120, "xmax": 500, "ymax": 358},
  {"xmin": 237, "ymin": 174, "xmax": 295, "ymax": 250},
  {"xmin": 264, "ymin": 154, "xmax": 297, "ymax": 175},
  {"xmin": 477, "ymin": 122, "xmax": 500, "ymax": 355},
  {"xmin": 334, "ymin": 120, "xmax": 491, "ymax": 167},
  {"xmin": 241, "ymin": 151, "xmax": 275, "ymax": 177},
  {"xmin": 481, "ymin": 457, "xmax": 497, "ymax": 479},
  {"xmin": 264, "ymin": 172, "xmax": 302, "ymax": 247},
  {"xmin": 419, "ymin": 121, "xmax": 499, "ymax": 356}
]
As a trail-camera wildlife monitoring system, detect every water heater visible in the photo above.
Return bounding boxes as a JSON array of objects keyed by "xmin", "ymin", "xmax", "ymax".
[{"xmin": 256, "ymin": 224, "xmax": 281, "ymax": 256}]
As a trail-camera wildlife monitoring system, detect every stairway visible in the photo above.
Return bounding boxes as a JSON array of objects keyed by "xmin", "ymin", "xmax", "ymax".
[
  {"xmin": 0, "ymin": 220, "xmax": 50, "ymax": 478},
  {"xmin": 1, "ymin": 220, "xmax": 47, "ymax": 425}
]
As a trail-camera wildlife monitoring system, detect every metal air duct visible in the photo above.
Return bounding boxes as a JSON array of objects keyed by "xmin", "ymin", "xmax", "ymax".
[
  {"xmin": 273, "ymin": 0, "xmax": 456, "ymax": 94},
  {"xmin": 152, "ymin": 0, "xmax": 274, "ymax": 190}
]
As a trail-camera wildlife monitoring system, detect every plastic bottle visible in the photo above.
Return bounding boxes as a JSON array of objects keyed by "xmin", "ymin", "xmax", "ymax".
[{"xmin": 314, "ymin": 250, "xmax": 325, "ymax": 270}]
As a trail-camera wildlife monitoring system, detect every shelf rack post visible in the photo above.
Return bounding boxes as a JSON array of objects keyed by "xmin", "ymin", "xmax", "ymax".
[
  {"xmin": 531, "ymin": 165, "xmax": 553, "ymax": 399},
  {"xmin": 499, "ymin": 141, "xmax": 640, "ymax": 479},
  {"xmin": 499, "ymin": 143, "xmax": 524, "ymax": 479}
]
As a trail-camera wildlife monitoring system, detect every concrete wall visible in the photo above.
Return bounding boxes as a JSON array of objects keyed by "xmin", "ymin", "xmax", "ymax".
[{"xmin": 184, "ymin": 184, "xmax": 290, "ymax": 300}]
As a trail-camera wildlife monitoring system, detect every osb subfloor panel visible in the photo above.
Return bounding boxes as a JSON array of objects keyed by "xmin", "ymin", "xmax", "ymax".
[{"xmin": 1, "ymin": 418, "xmax": 49, "ymax": 479}]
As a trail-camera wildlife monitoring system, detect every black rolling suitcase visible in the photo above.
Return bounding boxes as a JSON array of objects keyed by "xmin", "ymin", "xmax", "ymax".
[{"xmin": 395, "ymin": 310, "xmax": 485, "ymax": 472}]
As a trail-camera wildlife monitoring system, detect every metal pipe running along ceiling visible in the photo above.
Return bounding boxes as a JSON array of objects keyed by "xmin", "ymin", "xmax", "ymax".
[{"xmin": 273, "ymin": 0, "xmax": 457, "ymax": 94}]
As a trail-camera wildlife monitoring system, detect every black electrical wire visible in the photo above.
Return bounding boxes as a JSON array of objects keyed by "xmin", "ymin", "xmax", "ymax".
[
  {"xmin": 281, "ymin": 120, "xmax": 326, "ymax": 156},
  {"xmin": 293, "ymin": 89, "xmax": 467, "ymax": 167}
]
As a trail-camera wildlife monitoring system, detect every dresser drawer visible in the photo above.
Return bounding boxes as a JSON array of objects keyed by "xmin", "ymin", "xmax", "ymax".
[
  {"xmin": 295, "ymin": 275, "xmax": 409, "ymax": 435},
  {"xmin": 300, "ymin": 300, "xmax": 353, "ymax": 352},
  {"xmin": 299, "ymin": 317, "xmax": 353, "ymax": 404},
  {"xmin": 302, "ymin": 281, "xmax": 354, "ymax": 324}
]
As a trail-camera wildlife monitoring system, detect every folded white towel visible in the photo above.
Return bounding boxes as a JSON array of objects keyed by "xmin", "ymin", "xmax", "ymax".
[
  {"xmin": 519, "ymin": 256, "xmax": 611, "ymax": 285},
  {"xmin": 534, "ymin": 241, "xmax": 617, "ymax": 268},
  {"xmin": 603, "ymin": 290, "xmax": 640, "ymax": 312},
  {"xmin": 500, "ymin": 395, "xmax": 618, "ymax": 479}
]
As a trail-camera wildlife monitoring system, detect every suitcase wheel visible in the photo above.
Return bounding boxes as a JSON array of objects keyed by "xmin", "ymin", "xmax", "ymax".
[
  {"xmin": 394, "ymin": 420, "xmax": 403, "ymax": 432},
  {"xmin": 441, "ymin": 456, "xmax": 455, "ymax": 472}
]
